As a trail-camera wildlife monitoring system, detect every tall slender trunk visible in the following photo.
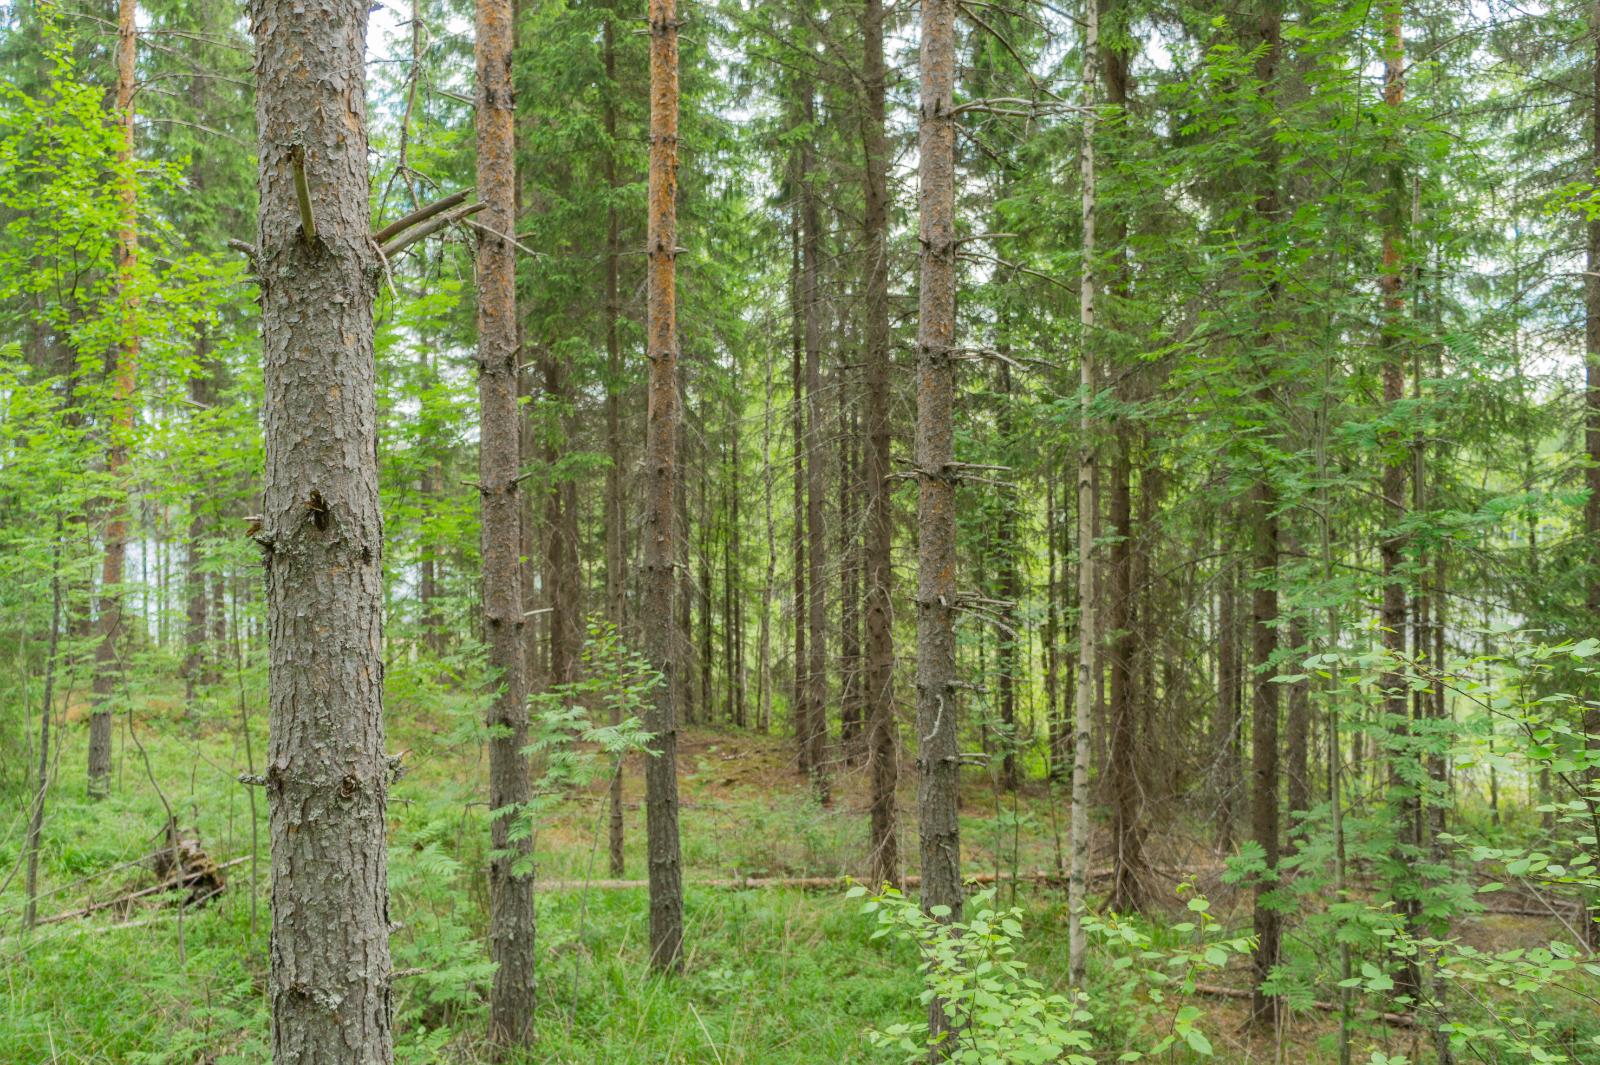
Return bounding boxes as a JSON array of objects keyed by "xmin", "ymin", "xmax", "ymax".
[
  {"xmin": 24, "ymin": 522, "xmax": 63, "ymax": 931},
  {"xmin": 602, "ymin": 16, "xmax": 626, "ymax": 878},
  {"xmin": 183, "ymin": 334, "xmax": 213, "ymax": 696},
  {"xmin": 760, "ymin": 325, "xmax": 777, "ymax": 736},
  {"xmin": 860, "ymin": 0, "xmax": 898, "ymax": 878},
  {"xmin": 1107, "ymin": 431, "xmax": 1143, "ymax": 911},
  {"xmin": 89, "ymin": 0, "xmax": 141, "ymax": 798},
  {"xmin": 1584, "ymin": 0, "xmax": 1600, "ymax": 954},
  {"xmin": 1285, "ymin": 612, "xmax": 1310, "ymax": 836},
  {"xmin": 545, "ymin": 342, "xmax": 583, "ymax": 687},
  {"xmin": 840, "ymin": 381, "xmax": 862, "ymax": 756},
  {"xmin": 252, "ymin": 0, "xmax": 394, "ymax": 1054},
  {"xmin": 790, "ymin": 211, "xmax": 809, "ymax": 771},
  {"xmin": 729, "ymin": 390, "xmax": 746, "ymax": 727},
  {"xmin": 1068, "ymin": 0, "xmax": 1100, "ymax": 987},
  {"xmin": 997, "ymin": 362, "xmax": 1019, "ymax": 792},
  {"xmin": 697, "ymin": 423, "xmax": 713, "ymax": 723},
  {"xmin": 1378, "ymin": 0, "xmax": 1418, "ymax": 1000},
  {"xmin": 476, "ymin": 0, "xmax": 535, "ymax": 1040},
  {"xmin": 1248, "ymin": 0, "xmax": 1283, "ymax": 1024},
  {"xmin": 1045, "ymin": 459, "xmax": 1064, "ymax": 780},
  {"xmin": 643, "ymin": 0, "xmax": 686, "ymax": 969},
  {"xmin": 801, "ymin": 87, "xmax": 831, "ymax": 803},
  {"xmin": 1249, "ymin": 479, "xmax": 1281, "ymax": 1023}
]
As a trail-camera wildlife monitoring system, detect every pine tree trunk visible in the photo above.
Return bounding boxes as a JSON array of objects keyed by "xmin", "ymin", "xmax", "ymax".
[
  {"xmin": 915, "ymin": 0, "xmax": 963, "ymax": 968},
  {"xmin": 1584, "ymin": 0, "xmax": 1600, "ymax": 954},
  {"xmin": 1069, "ymin": 0, "xmax": 1100, "ymax": 986},
  {"xmin": 1249, "ymin": 0, "xmax": 1283, "ymax": 1024},
  {"xmin": 1108, "ymin": 431, "xmax": 1143, "ymax": 911},
  {"xmin": 183, "ymin": 336, "xmax": 213, "ymax": 697},
  {"xmin": 602, "ymin": 4, "xmax": 628, "ymax": 852},
  {"xmin": 475, "ymin": 0, "xmax": 536, "ymax": 1040},
  {"xmin": 252, "ymin": 0, "xmax": 394, "ymax": 1055},
  {"xmin": 643, "ymin": 0, "xmax": 687, "ymax": 969},
  {"xmin": 861, "ymin": 0, "xmax": 899, "ymax": 882},
  {"xmin": 790, "ymin": 212, "xmax": 809, "ymax": 772},
  {"xmin": 801, "ymin": 89, "xmax": 831, "ymax": 803},
  {"xmin": 998, "ymin": 362, "xmax": 1019, "ymax": 792},
  {"xmin": 89, "ymin": 0, "xmax": 142, "ymax": 799}
]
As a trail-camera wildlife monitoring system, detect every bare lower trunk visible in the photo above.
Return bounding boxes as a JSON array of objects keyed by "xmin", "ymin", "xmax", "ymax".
[
  {"xmin": 476, "ymin": 0, "xmax": 536, "ymax": 1040},
  {"xmin": 1250, "ymin": 482, "xmax": 1281, "ymax": 1024},
  {"xmin": 916, "ymin": 0, "xmax": 963, "ymax": 1045},
  {"xmin": 862, "ymin": 0, "xmax": 898, "ymax": 886},
  {"xmin": 90, "ymin": 0, "xmax": 142, "ymax": 799},
  {"xmin": 252, "ymin": 0, "xmax": 394, "ymax": 1055},
  {"xmin": 603, "ymin": 8, "xmax": 627, "ymax": 879},
  {"xmin": 643, "ymin": 0, "xmax": 687, "ymax": 969},
  {"xmin": 801, "ymin": 90, "xmax": 830, "ymax": 803},
  {"xmin": 1068, "ymin": 0, "xmax": 1100, "ymax": 987},
  {"xmin": 1586, "ymin": 0, "xmax": 1600, "ymax": 955},
  {"xmin": 1107, "ymin": 430, "xmax": 1143, "ymax": 911}
]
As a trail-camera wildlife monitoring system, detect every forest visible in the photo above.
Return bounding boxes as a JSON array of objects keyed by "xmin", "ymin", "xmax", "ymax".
[{"xmin": 3, "ymin": 0, "xmax": 1600, "ymax": 1061}]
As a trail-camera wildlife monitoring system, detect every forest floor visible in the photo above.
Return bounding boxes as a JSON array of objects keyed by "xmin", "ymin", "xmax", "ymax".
[{"xmin": 0, "ymin": 679, "xmax": 1581, "ymax": 1063}]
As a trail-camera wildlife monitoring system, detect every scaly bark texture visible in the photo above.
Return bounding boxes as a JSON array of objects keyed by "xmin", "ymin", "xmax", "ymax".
[
  {"xmin": 997, "ymin": 361, "xmax": 1019, "ymax": 792},
  {"xmin": 475, "ymin": 0, "xmax": 536, "ymax": 1041},
  {"xmin": 603, "ymin": 8, "xmax": 628, "ymax": 879},
  {"xmin": 1250, "ymin": 482, "xmax": 1281, "ymax": 1023},
  {"xmin": 801, "ymin": 86, "xmax": 831, "ymax": 804},
  {"xmin": 1249, "ymin": 0, "xmax": 1283, "ymax": 1024},
  {"xmin": 916, "ymin": 0, "xmax": 963, "ymax": 1046},
  {"xmin": 861, "ymin": 0, "xmax": 898, "ymax": 884},
  {"xmin": 1586, "ymin": 0, "xmax": 1600, "ymax": 954},
  {"xmin": 1377, "ymin": 0, "xmax": 1418, "ymax": 1001},
  {"xmin": 250, "ymin": 0, "xmax": 394, "ymax": 1057},
  {"xmin": 643, "ymin": 0, "xmax": 687, "ymax": 970},
  {"xmin": 89, "ymin": 0, "xmax": 141, "ymax": 798},
  {"xmin": 1069, "ymin": 0, "xmax": 1100, "ymax": 987}
]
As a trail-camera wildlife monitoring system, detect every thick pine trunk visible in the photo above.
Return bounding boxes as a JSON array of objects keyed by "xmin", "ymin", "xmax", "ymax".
[
  {"xmin": 1585, "ymin": 0, "xmax": 1600, "ymax": 954},
  {"xmin": 643, "ymin": 0, "xmax": 687, "ymax": 969},
  {"xmin": 475, "ymin": 0, "xmax": 536, "ymax": 1040},
  {"xmin": 251, "ymin": 0, "xmax": 394, "ymax": 1056},
  {"xmin": 1107, "ymin": 431, "xmax": 1143, "ymax": 911},
  {"xmin": 915, "ymin": 0, "xmax": 963, "ymax": 1044}
]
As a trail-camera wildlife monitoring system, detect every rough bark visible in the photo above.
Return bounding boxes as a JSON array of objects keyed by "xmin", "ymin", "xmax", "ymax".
[
  {"xmin": 915, "ymin": 0, "xmax": 963, "ymax": 975},
  {"xmin": 643, "ymin": 0, "xmax": 687, "ymax": 969},
  {"xmin": 862, "ymin": 0, "xmax": 898, "ymax": 884},
  {"xmin": 801, "ymin": 87, "xmax": 830, "ymax": 803},
  {"xmin": 1217, "ymin": 552, "xmax": 1240, "ymax": 849},
  {"xmin": 1249, "ymin": 0, "xmax": 1283, "ymax": 1024},
  {"xmin": 1250, "ymin": 481, "xmax": 1281, "ymax": 1024},
  {"xmin": 250, "ymin": 0, "xmax": 395, "ymax": 1055},
  {"xmin": 790, "ymin": 211, "xmax": 808, "ymax": 772},
  {"xmin": 475, "ymin": 0, "xmax": 536, "ymax": 1040},
  {"xmin": 89, "ymin": 0, "xmax": 141, "ymax": 799},
  {"xmin": 1069, "ymin": 0, "xmax": 1100, "ymax": 987},
  {"xmin": 1586, "ymin": 0, "xmax": 1600, "ymax": 955},
  {"xmin": 1107, "ymin": 433, "xmax": 1145, "ymax": 912},
  {"xmin": 603, "ymin": 7, "xmax": 627, "ymax": 878},
  {"xmin": 839, "ymin": 385, "xmax": 862, "ymax": 756},
  {"xmin": 544, "ymin": 345, "xmax": 583, "ymax": 688},
  {"xmin": 997, "ymin": 361, "xmax": 1020, "ymax": 792},
  {"xmin": 1378, "ymin": 0, "xmax": 1418, "ymax": 1000}
]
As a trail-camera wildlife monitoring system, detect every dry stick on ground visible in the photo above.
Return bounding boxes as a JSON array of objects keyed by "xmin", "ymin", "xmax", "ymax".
[{"xmin": 1192, "ymin": 982, "xmax": 1415, "ymax": 1029}]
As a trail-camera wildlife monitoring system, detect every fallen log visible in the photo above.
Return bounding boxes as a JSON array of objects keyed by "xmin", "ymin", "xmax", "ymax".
[{"xmin": 36, "ymin": 855, "xmax": 249, "ymax": 926}]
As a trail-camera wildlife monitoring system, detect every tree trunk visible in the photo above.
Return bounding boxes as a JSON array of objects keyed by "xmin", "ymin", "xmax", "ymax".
[
  {"xmin": 183, "ymin": 335, "xmax": 213, "ymax": 697},
  {"xmin": 801, "ymin": 88, "xmax": 831, "ymax": 803},
  {"xmin": 1107, "ymin": 431, "xmax": 1144, "ymax": 912},
  {"xmin": 545, "ymin": 341, "xmax": 583, "ymax": 687},
  {"xmin": 997, "ymin": 362, "xmax": 1020, "ymax": 792},
  {"xmin": 1585, "ymin": 0, "xmax": 1600, "ymax": 954},
  {"xmin": 1249, "ymin": 0, "xmax": 1283, "ymax": 1024},
  {"xmin": 1250, "ymin": 480, "xmax": 1281, "ymax": 1024},
  {"xmin": 602, "ymin": 5, "xmax": 628, "ymax": 881},
  {"xmin": 475, "ymin": 0, "xmax": 536, "ymax": 1040},
  {"xmin": 916, "ymin": 0, "xmax": 964, "ymax": 1041},
  {"xmin": 643, "ymin": 0, "xmax": 687, "ymax": 969},
  {"xmin": 252, "ymin": 0, "xmax": 394, "ymax": 1054},
  {"xmin": 89, "ymin": 0, "xmax": 141, "ymax": 799},
  {"xmin": 840, "ymin": 380, "xmax": 863, "ymax": 757},
  {"xmin": 1069, "ymin": 0, "xmax": 1100, "ymax": 986},
  {"xmin": 790, "ymin": 211, "xmax": 808, "ymax": 772},
  {"xmin": 1378, "ymin": 0, "xmax": 1418, "ymax": 1001},
  {"xmin": 861, "ymin": 0, "xmax": 899, "ymax": 884}
]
